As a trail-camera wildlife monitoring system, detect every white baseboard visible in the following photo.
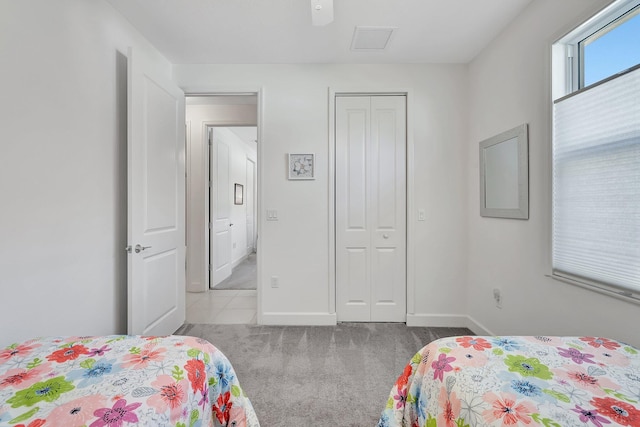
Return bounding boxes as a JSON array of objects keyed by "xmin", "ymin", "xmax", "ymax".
[
  {"xmin": 186, "ymin": 281, "xmax": 204, "ymax": 293},
  {"xmin": 260, "ymin": 312, "xmax": 337, "ymax": 326},
  {"xmin": 258, "ymin": 312, "xmax": 494, "ymax": 333},
  {"xmin": 406, "ymin": 314, "xmax": 468, "ymax": 327},
  {"xmin": 406, "ymin": 314, "xmax": 494, "ymax": 336},
  {"xmin": 465, "ymin": 315, "xmax": 494, "ymax": 336}
]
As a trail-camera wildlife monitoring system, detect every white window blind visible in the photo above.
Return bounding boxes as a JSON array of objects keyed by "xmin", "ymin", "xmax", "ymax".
[{"xmin": 553, "ymin": 66, "xmax": 640, "ymax": 296}]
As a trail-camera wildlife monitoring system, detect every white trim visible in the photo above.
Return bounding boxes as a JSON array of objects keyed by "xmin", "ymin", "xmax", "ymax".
[
  {"xmin": 405, "ymin": 91, "xmax": 416, "ymax": 315},
  {"xmin": 329, "ymin": 87, "xmax": 414, "ymax": 320},
  {"xmin": 327, "ymin": 88, "xmax": 336, "ymax": 315},
  {"xmin": 406, "ymin": 314, "xmax": 494, "ymax": 336},
  {"xmin": 256, "ymin": 88, "xmax": 264, "ymax": 325},
  {"xmin": 554, "ymin": 0, "xmax": 640, "ymax": 95},
  {"xmin": 261, "ymin": 312, "xmax": 337, "ymax": 326},
  {"xmin": 560, "ymin": 0, "xmax": 640, "ymax": 45},
  {"xmin": 465, "ymin": 316, "xmax": 494, "ymax": 336},
  {"xmin": 548, "ymin": 273, "xmax": 640, "ymax": 305},
  {"xmin": 406, "ymin": 314, "xmax": 468, "ymax": 327}
]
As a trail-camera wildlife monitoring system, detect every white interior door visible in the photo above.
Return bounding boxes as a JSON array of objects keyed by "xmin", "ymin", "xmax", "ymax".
[
  {"xmin": 336, "ymin": 95, "xmax": 406, "ymax": 322},
  {"xmin": 127, "ymin": 47, "xmax": 185, "ymax": 335},
  {"xmin": 209, "ymin": 128, "xmax": 233, "ymax": 286},
  {"xmin": 246, "ymin": 158, "xmax": 256, "ymax": 253}
]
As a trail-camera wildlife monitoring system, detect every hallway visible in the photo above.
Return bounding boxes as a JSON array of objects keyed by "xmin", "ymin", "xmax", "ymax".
[
  {"xmin": 186, "ymin": 289, "xmax": 257, "ymax": 324},
  {"xmin": 213, "ymin": 252, "xmax": 256, "ymax": 290},
  {"xmin": 185, "ymin": 254, "xmax": 257, "ymax": 324}
]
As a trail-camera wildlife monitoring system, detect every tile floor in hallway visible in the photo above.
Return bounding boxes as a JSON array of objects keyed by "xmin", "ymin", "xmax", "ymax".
[{"xmin": 186, "ymin": 289, "xmax": 257, "ymax": 324}]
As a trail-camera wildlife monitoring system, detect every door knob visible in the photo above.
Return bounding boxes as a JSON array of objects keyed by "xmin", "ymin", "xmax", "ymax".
[
  {"xmin": 383, "ymin": 234, "xmax": 389, "ymax": 239},
  {"xmin": 134, "ymin": 244, "xmax": 152, "ymax": 253}
]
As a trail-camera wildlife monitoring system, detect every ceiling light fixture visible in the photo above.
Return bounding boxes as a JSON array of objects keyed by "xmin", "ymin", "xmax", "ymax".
[{"xmin": 311, "ymin": 0, "xmax": 333, "ymax": 26}]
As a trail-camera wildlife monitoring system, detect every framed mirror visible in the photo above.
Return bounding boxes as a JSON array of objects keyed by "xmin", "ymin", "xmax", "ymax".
[{"xmin": 479, "ymin": 123, "xmax": 529, "ymax": 219}]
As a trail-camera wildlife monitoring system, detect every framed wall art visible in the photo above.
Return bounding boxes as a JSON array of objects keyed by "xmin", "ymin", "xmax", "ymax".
[
  {"xmin": 288, "ymin": 153, "xmax": 315, "ymax": 180},
  {"xmin": 234, "ymin": 183, "xmax": 244, "ymax": 205}
]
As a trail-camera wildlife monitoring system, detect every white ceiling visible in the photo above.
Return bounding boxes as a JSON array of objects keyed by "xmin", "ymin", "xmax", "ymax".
[{"xmin": 106, "ymin": 0, "xmax": 532, "ymax": 64}]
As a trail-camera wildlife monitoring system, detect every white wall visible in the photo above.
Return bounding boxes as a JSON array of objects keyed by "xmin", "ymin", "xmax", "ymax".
[
  {"xmin": 0, "ymin": 0, "xmax": 172, "ymax": 346},
  {"xmin": 467, "ymin": 0, "xmax": 640, "ymax": 347},
  {"xmin": 174, "ymin": 64, "xmax": 469, "ymax": 324},
  {"xmin": 185, "ymin": 103, "xmax": 257, "ymax": 292}
]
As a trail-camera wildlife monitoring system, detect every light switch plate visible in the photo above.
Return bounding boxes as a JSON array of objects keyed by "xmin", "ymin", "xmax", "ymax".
[{"xmin": 267, "ymin": 210, "xmax": 278, "ymax": 221}]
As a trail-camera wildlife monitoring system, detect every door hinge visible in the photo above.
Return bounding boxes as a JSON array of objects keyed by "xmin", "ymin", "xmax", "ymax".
[
  {"xmin": 208, "ymin": 264, "xmax": 212, "ymax": 271},
  {"xmin": 208, "ymin": 222, "xmax": 212, "ymax": 229}
]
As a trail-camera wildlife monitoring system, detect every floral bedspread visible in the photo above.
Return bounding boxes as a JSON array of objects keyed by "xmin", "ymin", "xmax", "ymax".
[
  {"xmin": 0, "ymin": 335, "xmax": 259, "ymax": 427},
  {"xmin": 378, "ymin": 336, "xmax": 640, "ymax": 427}
]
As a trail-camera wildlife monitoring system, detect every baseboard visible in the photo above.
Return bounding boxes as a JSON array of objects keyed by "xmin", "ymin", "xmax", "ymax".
[
  {"xmin": 260, "ymin": 312, "xmax": 337, "ymax": 326},
  {"xmin": 406, "ymin": 314, "xmax": 469, "ymax": 328},
  {"xmin": 406, "ymin": 314, "xmax": 494, "ymax": 336},
  {"xmin": 186, "ymin": 282, "xmax": 205, "ymax": 293},
  {"xmin": 465, "ymin": 315, "xmax": 494, "ymax": 336}
]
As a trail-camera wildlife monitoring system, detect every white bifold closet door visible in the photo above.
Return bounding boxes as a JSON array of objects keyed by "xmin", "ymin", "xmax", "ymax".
[{"xmin": 336, "ymin": 95, "xmax": 406, "ymax": 322}]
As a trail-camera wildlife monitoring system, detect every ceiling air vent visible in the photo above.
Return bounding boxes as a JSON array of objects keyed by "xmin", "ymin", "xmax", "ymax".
[{"xmin": 351, "ymin": 26, "xmax": 396, "ymax": 51}]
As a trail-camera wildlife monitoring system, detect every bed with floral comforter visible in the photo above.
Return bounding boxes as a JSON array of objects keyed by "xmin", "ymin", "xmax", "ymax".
[
  {"xmin": 379, "ymin": 336, "xmax": 640, "ymax": 427},
  {"xmin": 0, "ymin": 335, "xmax": 259, "ymax": 427}
]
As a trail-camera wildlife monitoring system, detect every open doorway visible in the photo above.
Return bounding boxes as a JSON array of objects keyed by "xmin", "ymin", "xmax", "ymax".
[
  {"xmin": 184, "ymin": 94, "xmax": 258, "ymax": 324},
  {"xmin": 208, "ymin": 126, "xmax": 257, "ymax": 290}
]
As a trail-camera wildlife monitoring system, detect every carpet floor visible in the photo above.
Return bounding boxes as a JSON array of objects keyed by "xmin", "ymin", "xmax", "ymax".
[{"xmin": 175, "ymin": 323, "xmax": 473, "ymax": 427}]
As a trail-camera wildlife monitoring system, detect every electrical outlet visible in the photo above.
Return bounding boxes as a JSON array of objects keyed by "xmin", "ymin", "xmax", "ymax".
[
  {"xmin": 271, "ymin": 276, "xmax": 279, "ymax": 288},
  {"xmin": 493, "ymin": 288, "xmax": 502, "ymax": 309}
]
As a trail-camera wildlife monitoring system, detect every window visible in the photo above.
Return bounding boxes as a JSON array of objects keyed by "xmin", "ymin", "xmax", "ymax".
[
  {"xmin": 552, "ymin": 0, "xmax": 640, "ymax": 301},
  {"xmin": 580, "ymin": 5, "xmax": 640, "ymax": 87}
]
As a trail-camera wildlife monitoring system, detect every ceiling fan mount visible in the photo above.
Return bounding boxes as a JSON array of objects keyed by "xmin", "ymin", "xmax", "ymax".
[{"xmin": 311, "ymin": 0, "xmax": 333, "ymax": 26}]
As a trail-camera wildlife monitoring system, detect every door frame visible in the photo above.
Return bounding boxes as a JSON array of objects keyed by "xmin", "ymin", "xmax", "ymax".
[
  {"xmin": 328, "ymin": 89, "xmax": 416, "ymax": 319},
  {"xmin": 184, "ymin": 88, "xmax": 263, "ymax": 324}
]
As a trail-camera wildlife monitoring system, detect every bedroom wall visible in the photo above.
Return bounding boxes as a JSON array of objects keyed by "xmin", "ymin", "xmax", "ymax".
[
  {"xmin": 466, "ymin": 0, "xmax": 640, "ymax": 347},
  {"xmin": 174, "ymin": 64, "xmax": 469, "ymax": 324},
  {"xmin": 0, "ymin": 0, "xmax": 172, "ymax": 346}
]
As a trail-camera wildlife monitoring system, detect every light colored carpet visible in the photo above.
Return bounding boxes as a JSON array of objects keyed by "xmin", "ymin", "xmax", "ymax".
[
  {"xmin": 175, "ymin": 323, "xmax": 473, "ymax": 427},
  {"xmin": 213, "ymin": 253, "xmax": 257, "ymax": 290}
]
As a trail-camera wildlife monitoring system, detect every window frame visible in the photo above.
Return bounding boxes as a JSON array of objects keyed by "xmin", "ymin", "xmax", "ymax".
[
  {"xmin": 559, "ymin": 0, "xmax": 640, "ymax": 95},
  {"xmin": 551, "ymin": 0, "xmax": 640, "ymax": 304}
]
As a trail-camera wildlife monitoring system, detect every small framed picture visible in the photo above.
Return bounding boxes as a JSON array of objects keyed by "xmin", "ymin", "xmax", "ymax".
[
  {"xmin": 288, "ymin": 153, "xmax": 315, "ymax": 180},
  {"xmin": 234, "ymin": 183, "xmax": 244, "ymax": 205}
]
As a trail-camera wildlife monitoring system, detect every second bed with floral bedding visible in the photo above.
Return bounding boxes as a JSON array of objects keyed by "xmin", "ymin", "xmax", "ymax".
[{"xmin": 379, "ymin": 336, "xmax": 640, "ymax": 427}]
